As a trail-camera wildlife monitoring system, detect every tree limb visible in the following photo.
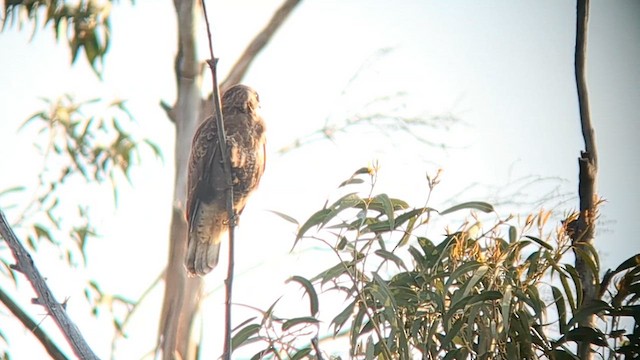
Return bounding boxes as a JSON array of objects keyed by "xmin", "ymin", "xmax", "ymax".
[
  {"xmin": 0, "ymin": 210, "xmax": 99, "ymax": 360},
  {"xmin": 219, "ymin": 0, "xmax": 301, "ymax": 92},
  {"xmin": 0, "ymin": 287, "xmax": 69, "ymax": 360}
]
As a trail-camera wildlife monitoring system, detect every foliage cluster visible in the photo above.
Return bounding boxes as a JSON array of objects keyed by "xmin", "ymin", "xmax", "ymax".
[
  {"xmin": 232, "ymin": 167, "xmax": 640, "ymax": 360},
  {"xmin": 3, "ymin": 0, "xmax": 118, "ymax": 76}
]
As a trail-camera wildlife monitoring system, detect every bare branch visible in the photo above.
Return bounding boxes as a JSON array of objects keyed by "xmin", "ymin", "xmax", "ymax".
[
  {"xmin": 0, "ymin": 210, "xmax": 99, "ymax": 360},
  {"xmin": 0, "ymin": 287, "xmax": 68, "ymax": 360},
  {"xmin": 220, "ymin": 0, "xmax": 301, "ymax": 92}
]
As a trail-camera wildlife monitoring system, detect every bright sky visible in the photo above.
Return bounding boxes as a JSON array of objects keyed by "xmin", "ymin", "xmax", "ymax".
[{"xmin": 1, "ymin": 1, "xmax": 639, "ymax": 358}]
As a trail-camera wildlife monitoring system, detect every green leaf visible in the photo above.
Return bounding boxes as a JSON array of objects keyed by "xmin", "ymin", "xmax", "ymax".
[
  {"xmin": 339, "ymin": 177, "xmax": 364, "ymax": 187},
  {"xmin": 365, "ymin": 335, "xmax": 375, "ymax": 360},
  {"xmin": 374, "ymin": 193, "xmax": 395, "ymax": 229},
  {"xmin": 333, "ymin": 299, "xmax": 356, "ymax": 336},
  {"xmin": 250, "ymin": 347, "xmax": 274, "ymax": 360},
  {"xmin": 311, "ymin": 261, "xmax": 351, "ymax": 285},
  {"xmin": 508, "ymin": 225, "xmax": 518, "ymax": 243},
  {"xmin": 396, "ymin": 208, "xmax": 429, "ymax": 247},
  {"xmin": 0, "ymin": 186, "xmax": 25, "ymax": 198},
  {"xmin": 231, "ymin": 323, "xmax": 260, "ymax": 350},
  {"xmin": 287, "ymin": 275, "xmax": 319, "ymax": 316},
  {"xmin": 281, "ymin": 316, "xmax": 319, "ymax": 331},
  {"xmin": 573, "ymin": 246, "xmax": 600, "ymax": 283},
  {"xmin": 408, "ymin": 246, "xmax": 424, "ymax": 265},
  {"xmin": 524, "ymin": 235, "xmax": 553, "ymax": 250},
  {"xmin": 564, "ymin": 326, "xmax": 608, "ymax": 347},
  {"xmin": 374, "ymin": 249, "xmax": 406, "ymax": 270},
  {"xmin": 445, "ymin": 261, "xmax": 483, "ymax": 300},
  {"xmin": 613, "ymin": 254, "xmax": 640, "ymax": 274},
  {"xmin": 348, "ymin": 303, "xmax": 365, "ymax": 345},
  {"xmin": 439, "ymin": 201, "xmax": 494, "ymax": 215},
  {"xmin": 296, "ymin": 208, "xmax": 332, "ymax": 240},
  {"xmin": 469, "ymin": 290, "xmax": 503, "ymax": 305},
  {"xmin": 33, "ymin": 223, "xmax": 54, "ymax": 243},
  {"xmin": 267, "ymin": 210, "xmax": 299, "ymax": 226},
  {"xmin": 444, "ymin": 295, "xmax": 473, "ymax": 325},
  {"xmin": 552, "ymin": 286, "xmax": 568, "ymax": 335},
  {"xmin": 440, "ymin": 317, "xmax": 464, "ymax": 350},
  {"xmin": 291, "ymin": 348, "xmax": 312, "ymax": 360},
  {"xmin": 564, "ymin": 264, "xmax": 582, "ymax": 309},
  {"xmin": 567, "ymin": 300, "xmax": 612, "ymax": 328}
]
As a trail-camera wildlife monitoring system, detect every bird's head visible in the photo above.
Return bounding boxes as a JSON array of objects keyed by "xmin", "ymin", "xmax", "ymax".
[{"xmin": 222, "ymin": 84, "xmax": 260, "ymax": 114}]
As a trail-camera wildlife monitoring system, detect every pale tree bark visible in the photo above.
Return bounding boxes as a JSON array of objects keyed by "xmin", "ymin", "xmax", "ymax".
[
  {"xmin": 571, "ymin": 0, "xmax": 598, "ymax": 359},
  {"xmin": 157, "ymin": 1, "xmax": 301, "ymax": 359}
]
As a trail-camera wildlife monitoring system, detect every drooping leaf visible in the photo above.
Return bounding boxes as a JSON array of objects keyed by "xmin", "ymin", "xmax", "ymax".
[
  {"xmin": 296, "ymin": 208, "xmax": 332, "ymax": 240},
  {"xmin": 290, "ymin": 348, "xmax": 312, "ymax": 360},
  {"xmin": 281, "ymin": 316, "xmax": 319, "ymax": 331},
  {"xmin": 231, "ymin": 323, "xmax": 260, "ymax": 350},
  {"xmin": 552, "ymin": 286, "xmax": 568, "ymax": 335},
  {"xmin": 339, "ymin": 177, "xmax": 365, "ymax": 187},
  {"xmin": 564, "ymin": 326, "xmax": 608, "ymax": 347},
  {"xmin": 374, "ymin": 193, "xmax": 395, "ymax": 229},
  {"xmin": 567, "ymin": 300, "xmax": 612, "ymax": 328},
  {"xmin": 613, "ymin": 254, "xmax": 640, "ymax": 274},
  {"xmin": 267, "ymin": 210, "xmax": 299, "ymax": 225},
  {"xmin": 524, "ymin": 235, "xmax": 554, "ymax": 251},
  {"xmin": 333, "ymin": 299, "xmax": 356, "ymax": 336},
  {"xmin": 439, "ymin": 201, "xmax": 494, "ymax": 215},
  {"xmin": 374, "ymin": 249, "xmax": 406, "ymax": 270},
  {"xmin": 287, "ymin": 275, "xmax": 319, "ymax": 316}
]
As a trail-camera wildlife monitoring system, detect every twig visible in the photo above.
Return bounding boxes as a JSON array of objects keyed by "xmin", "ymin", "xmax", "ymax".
[
  {"xmin": 0, "ymin": 210, "xmax": 99, "ymax": 360},
  {"xmin": 200, "ymin": 1, "xmax": 236, "ymax": 359},
  {"xmin": 0, "ymin": 287, "xmax": 68, "ymax": 360}
]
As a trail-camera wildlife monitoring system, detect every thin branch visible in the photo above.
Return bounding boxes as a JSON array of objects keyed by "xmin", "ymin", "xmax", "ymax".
[
  {"xmin": 0, "ymin": 287, "xmax": 68, "ymax": 360},
  {"xmin": 200, "ymin": 1, "xmax": 236, "ymax": 359},
  {"xmin": 0, "ymin": 210, "xmax": 99, "ymax": 360},
  {"xmin": 219, "ymin": 0, "xmax": 301, "ymax": 92}
]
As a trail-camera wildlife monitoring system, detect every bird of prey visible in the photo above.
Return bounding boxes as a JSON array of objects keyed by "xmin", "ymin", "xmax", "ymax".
[{"xmin": 185, "ymin": 84, "xmax": 266, "ymax": 276}]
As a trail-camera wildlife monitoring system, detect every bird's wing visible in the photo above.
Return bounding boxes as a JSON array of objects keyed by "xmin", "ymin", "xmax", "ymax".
[{"xmin": 187, "ymin": 116, "xmax": 223, "ymax": 224}]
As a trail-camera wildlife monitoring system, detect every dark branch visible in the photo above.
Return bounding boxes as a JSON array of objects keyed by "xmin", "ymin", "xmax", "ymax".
[
  {"xmin": 0, "ymin": 210, "xmax": 99, "ymax": 360},
  {"xmin": 200, "ymin": 1, "xmax": 235, "ymax": 359},
  {"xmin": 0, "ymin": 287, "xmax": 69, "ymax": 360}
]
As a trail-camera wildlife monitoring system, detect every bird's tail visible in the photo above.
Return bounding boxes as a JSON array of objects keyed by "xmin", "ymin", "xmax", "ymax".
[{"xmin": 185, "ymin": 203, "xmax": 227, "ymax": 276}]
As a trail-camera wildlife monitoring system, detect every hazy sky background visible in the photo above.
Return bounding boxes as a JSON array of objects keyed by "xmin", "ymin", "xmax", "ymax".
[{"xmin": 1, "ymin": 1, "xmax": 638, "ymax": 358}]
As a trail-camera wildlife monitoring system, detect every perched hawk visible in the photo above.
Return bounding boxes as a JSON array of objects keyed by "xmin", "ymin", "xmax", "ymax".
[{"xmin": 185, "ymin": 84, "xmax": 266, "ymax": 276}]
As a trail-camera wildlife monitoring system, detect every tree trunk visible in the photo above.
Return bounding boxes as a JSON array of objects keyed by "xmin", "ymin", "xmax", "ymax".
[
  {"xmin": 571, "ymin": 1, "xmax": 598, "ymax": 359},
  {"xmin": 157, "ymin": 0, "xmax": 203, "ymax": 359}
]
